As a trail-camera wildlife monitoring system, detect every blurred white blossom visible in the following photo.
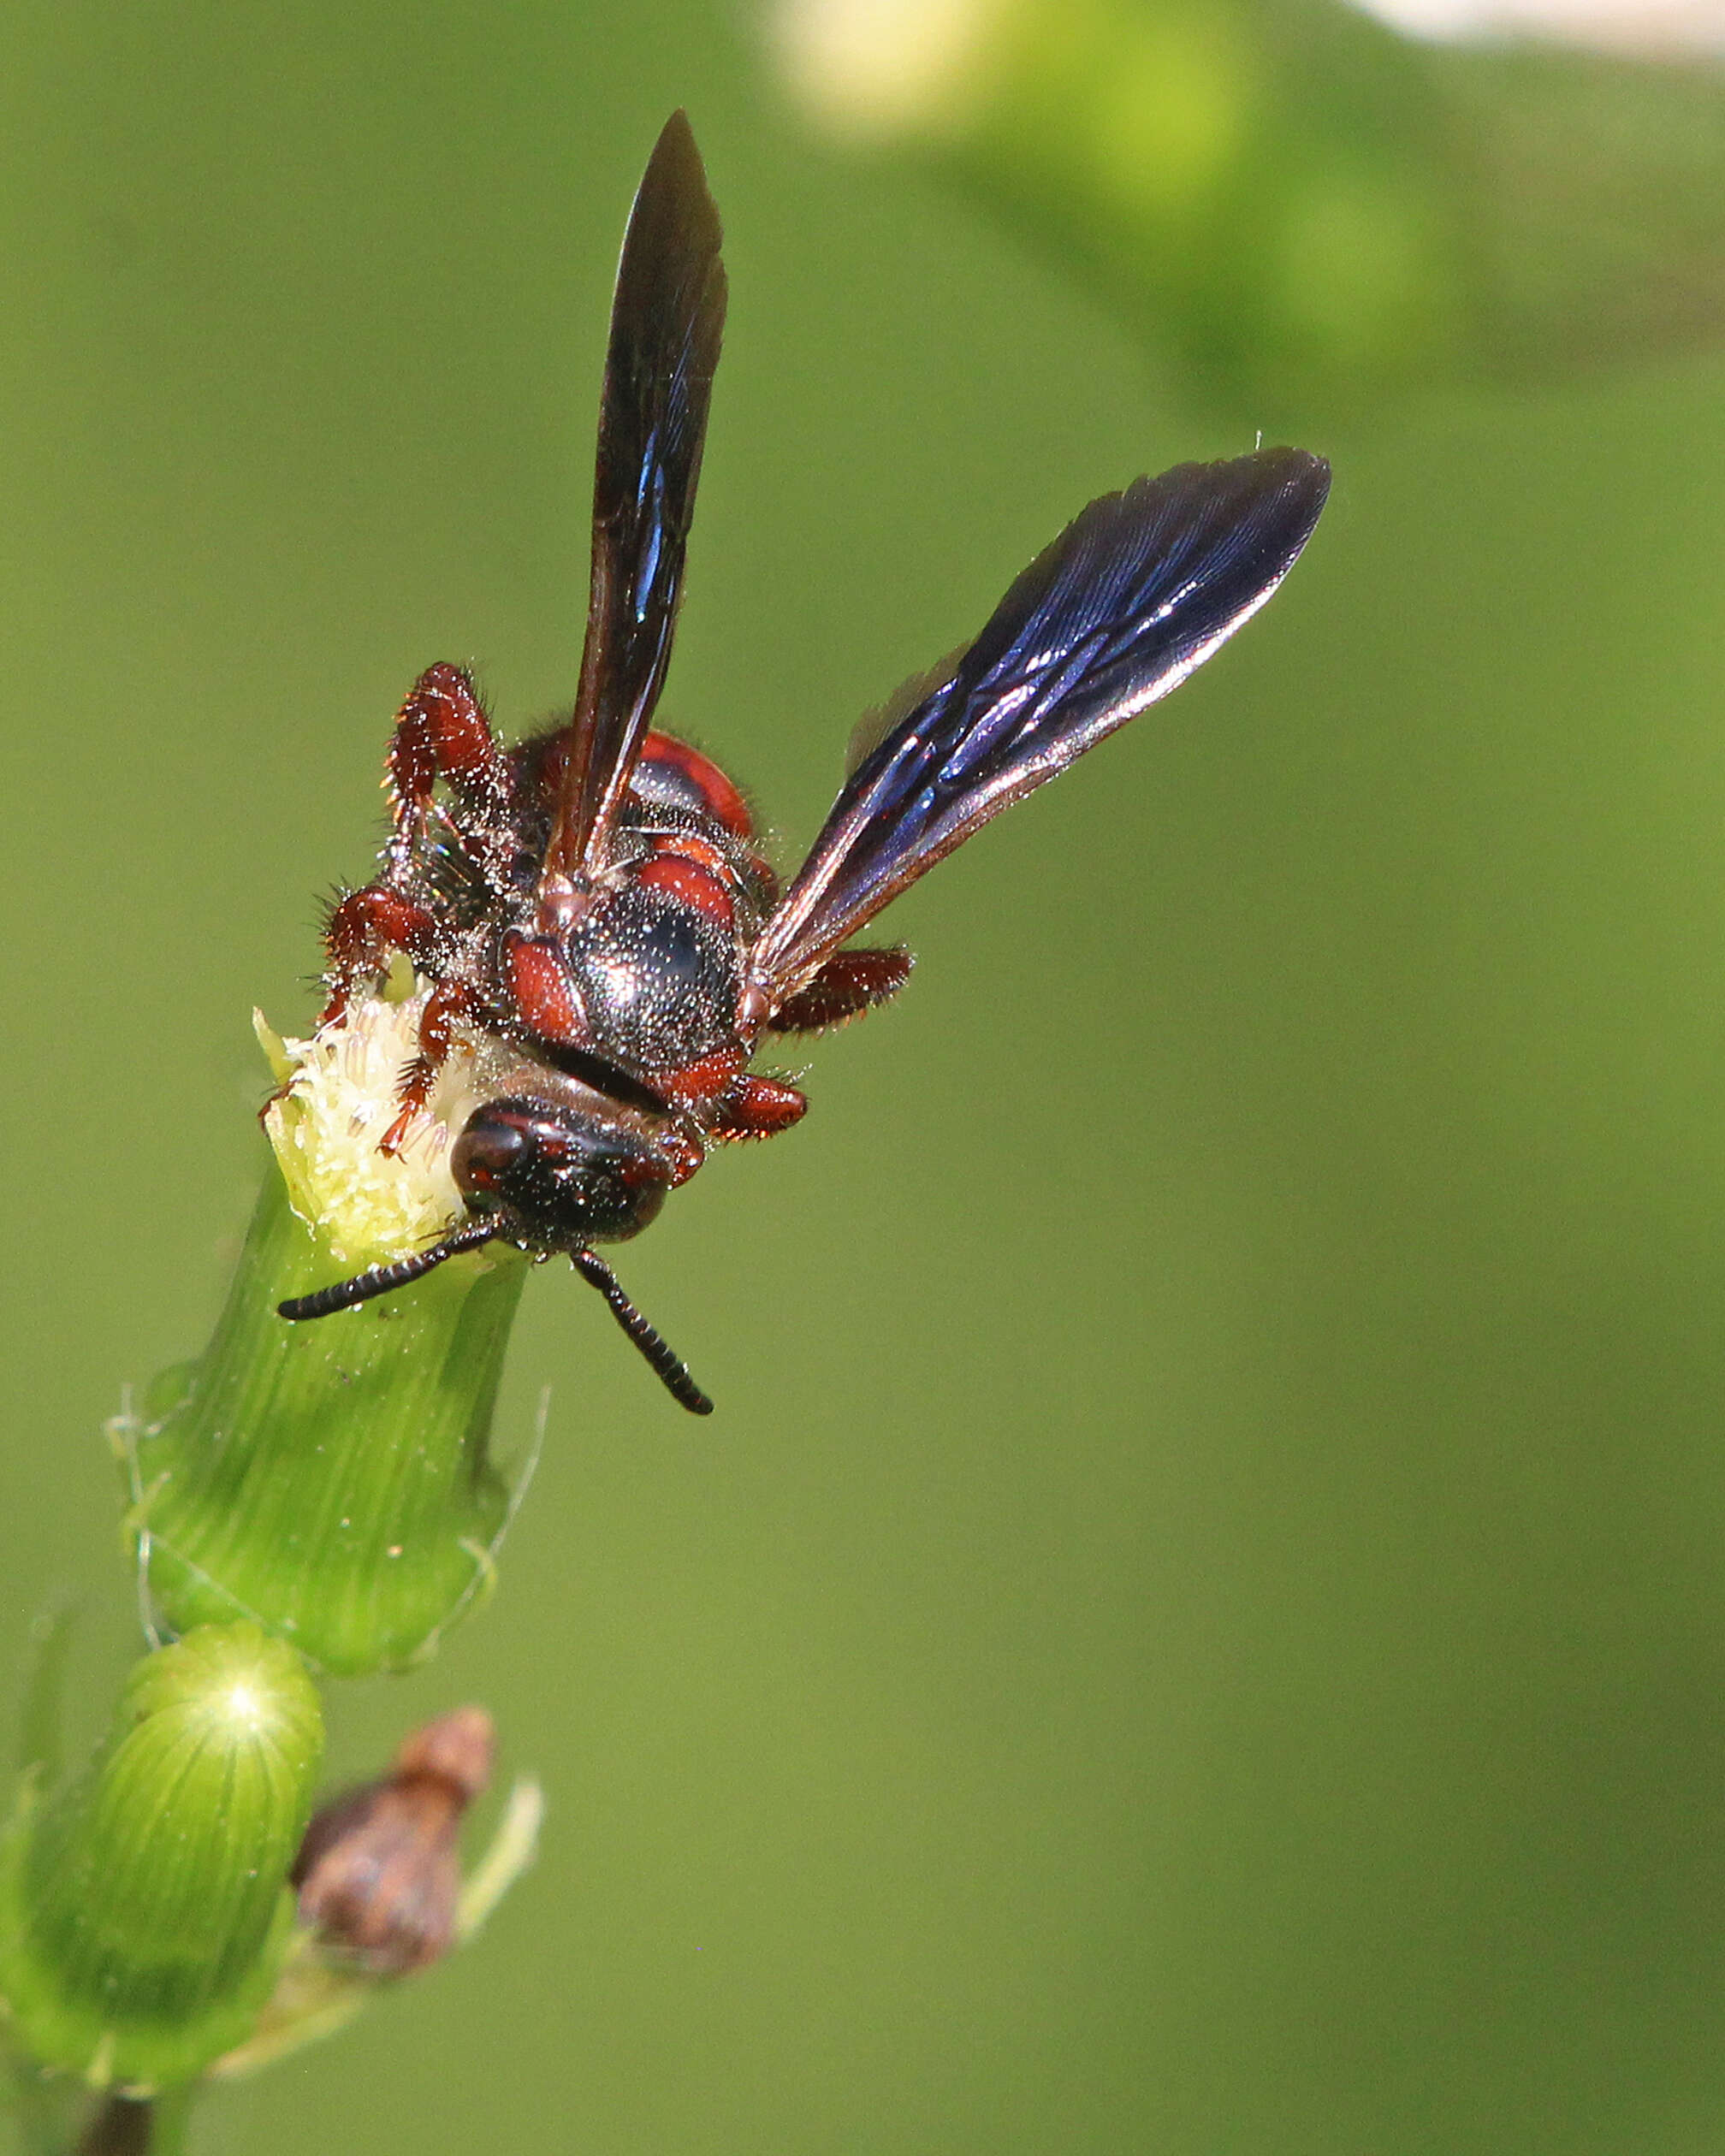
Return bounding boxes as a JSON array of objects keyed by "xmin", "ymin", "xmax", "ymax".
[
  {"xmin": 1349, "ymin": 0, "xmax": 1725, "ymax": 52},
  {"xmin": 768, "ymin": 0, "xmax": 1010, "ymax": 135}
]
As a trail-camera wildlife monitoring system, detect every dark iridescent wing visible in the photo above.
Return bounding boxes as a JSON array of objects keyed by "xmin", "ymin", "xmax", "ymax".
[
  {"xmin": 750, "ymin": 447, "xmax": 1330, "ymax": 1004},
  {"xmin": 542, "ymin": 111, "xmax": 726, "ymax": 885}
]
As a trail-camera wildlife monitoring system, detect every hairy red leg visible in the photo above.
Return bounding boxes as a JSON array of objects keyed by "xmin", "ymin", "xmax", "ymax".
[
  {"xmin": 660, "ymin": 1046, "xmax": 748, "ymax": 1111},
  {"xmin": 764, "ymin": 948, "xmax": 912, "ymax": 1034},
  {"xmin": 656, "ymin": 1122, "xmax": 707, "ymax": 1188},
  {"xmin": 266, "ymin": 886, "xmax": 436, "ymax": 1126},
  {"xmin": 381, "ymin": 974, "xmax": 482, "ymax": 1155},
  {"xmin": 319, "ymin": 669, "xmax": 507, "ymax": 1029},
  {"xmin": 500, "ymin": 930, "xmax": 586, "ymax": 1049},
  {"xmin": 655, "ymin": 1052, "xmax": 803, "ymax": 1140},
  {"xmin": 708, "ymin": 1074, "xmax": 808, "ymax": 1141},
  {"xmin": 319, "ymin": 888, "xmax": 442, "ymax": 1026},
  {"xmin": 385, "ymin": 664, "xmax": 508, "ymax": 874}
]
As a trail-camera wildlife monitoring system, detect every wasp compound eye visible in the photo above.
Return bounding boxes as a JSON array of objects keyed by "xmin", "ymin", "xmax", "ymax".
[
  {"xmin": 448, "ymin": 1115, "xmax": 529, "ymax": 1199},
  {"xmin": 451, "ymin": 1099, "xmax": 670, "ymax": 1246}
]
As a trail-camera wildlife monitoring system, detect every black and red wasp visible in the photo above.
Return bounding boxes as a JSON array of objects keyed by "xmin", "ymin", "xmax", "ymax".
[{"xmin": 279, "ymin": 112, "xmax": 1330, "ymax": 1413}]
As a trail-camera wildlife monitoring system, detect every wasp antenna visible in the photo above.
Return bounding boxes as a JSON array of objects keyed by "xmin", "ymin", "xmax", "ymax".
[
  {"xmin": 278, "ymin": 1221, "xmax": 499, "ymax": 1322},
  {"xmin": 570, "ymin": 1248, "xmax": 714, "ymax": 1415}
]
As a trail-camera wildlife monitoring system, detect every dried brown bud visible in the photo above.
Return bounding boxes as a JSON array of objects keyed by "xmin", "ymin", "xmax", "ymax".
[
  {"xmin": 390, "ymin": 1703, "xmax": 494, "ymax": 1799},
  {"xmin": 293, "ymin": 1707, "xmax": 495, "ymax": 1976}
]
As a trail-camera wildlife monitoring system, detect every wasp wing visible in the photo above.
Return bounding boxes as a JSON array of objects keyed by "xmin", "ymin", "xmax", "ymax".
[
  {"xmin": 750, "ymin": 447, "xmax": 1330, "ymax": 1004},
  {"xmin": 542, "ymin": 110, "xmax": 726, "ymax": 885}
]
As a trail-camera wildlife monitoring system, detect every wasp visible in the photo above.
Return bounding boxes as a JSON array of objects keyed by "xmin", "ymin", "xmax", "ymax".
[{"xmin": 279, "ymin": 112, "xmax": 1330, "ymax": 1414}]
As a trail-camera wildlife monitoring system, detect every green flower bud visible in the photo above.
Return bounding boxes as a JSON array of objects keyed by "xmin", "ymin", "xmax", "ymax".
[
  {"xmin": 0, "ymin": 1625, "xmax": 323, "ymax": 2092},
  {"xmin": 122, "ymin": 996, "xmax": 531, "ymax": 1678},
  {"xmin": 210, "ymin": 1731, "xmax": 543, "ymax": 2083}
]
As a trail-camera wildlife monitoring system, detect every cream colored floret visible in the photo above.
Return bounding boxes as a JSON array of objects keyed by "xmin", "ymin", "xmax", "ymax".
[{"xmin": 255, "ymin": 987, "xmax": 482, "ymax": 1268}]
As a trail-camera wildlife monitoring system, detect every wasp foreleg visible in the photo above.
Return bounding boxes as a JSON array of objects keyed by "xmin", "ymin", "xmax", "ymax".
[
  {"xmin": 384, "ymin": 663, "xmax": 509, "ymax": 877},
  {"xmin": 381, "ymin": 973, "xmax": 485, "ymax": 1155}
]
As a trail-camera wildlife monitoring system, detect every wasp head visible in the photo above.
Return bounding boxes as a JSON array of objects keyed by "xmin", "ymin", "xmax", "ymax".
[{"xmin": 450, "ymin": 1096, "xmax": 671, "ymax": 1250}]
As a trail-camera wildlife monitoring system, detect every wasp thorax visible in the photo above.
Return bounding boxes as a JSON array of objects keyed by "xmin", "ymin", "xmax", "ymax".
[
  {"xmin": 568, "ymin": 880, "xmax": 743, "ymax": 1078},
  {"xmin": 451, "ymin": 1097, "xmax": 670, "ymax": 1247}
]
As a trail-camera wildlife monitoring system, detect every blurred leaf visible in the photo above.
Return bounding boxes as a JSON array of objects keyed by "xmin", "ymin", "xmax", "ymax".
[{"xmin": 774, "ymin": 0, "xmax": 1725, "ymax": 415}]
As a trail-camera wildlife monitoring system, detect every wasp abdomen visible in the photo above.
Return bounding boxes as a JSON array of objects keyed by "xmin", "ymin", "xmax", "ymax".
[{"xmin": 634, "ymin": 731, "xmax": 754, "ymax": 836}]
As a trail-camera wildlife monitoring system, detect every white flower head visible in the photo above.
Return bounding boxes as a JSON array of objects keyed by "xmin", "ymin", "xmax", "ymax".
[{"xmin": 257, "ymin": 986, "xmax": 497, "ymax": 1269}]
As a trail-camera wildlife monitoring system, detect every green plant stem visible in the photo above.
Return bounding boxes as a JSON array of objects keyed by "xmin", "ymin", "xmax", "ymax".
[
  {"xmin": 75, "ymin": 2094, "xmax": 147, "ymax": 2156},
  {"xmin": 71, "ymin": 2088, "xmax": 194, "ymax": 2156}
]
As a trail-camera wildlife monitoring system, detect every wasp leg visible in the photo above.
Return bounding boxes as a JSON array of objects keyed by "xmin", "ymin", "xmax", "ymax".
[
  {"xmin": 658, "ymin": 1047, "xmax": 747, "ymax": 1111},
  {"xmin": 381, "ymin": 973, "xmax": 483, "ymax": 1154},
  {"xmin": 318, "ymin": 888, "xmax": 443, "ymax": 1028},
  {"xmin": 319, "ymin": 667, "xmax": 510, "ymax": 1025},
  {"xmin": 653, "ymin": 1052, "xmax": 804, "ymax": 1144},
  {"xmin": 264, "ymin": 894, "xmax": 436, "ymax": 1126},
  {"xmin": 384, "ymin": 663, "xmax": 510, "ymax": 876},
  {"xmin": 764, "ymin": 948, "xmax": 911, "ymax": 1034},
  {"xmin": 708, "ymin": 1074, "xmax": 808, "ymax": 1141}
]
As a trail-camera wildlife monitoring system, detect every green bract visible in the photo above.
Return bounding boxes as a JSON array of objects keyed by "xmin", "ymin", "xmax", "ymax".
[
  {"xmin": 123, "ymin": 1174, "xmax": 528, "ymax": 1679},
  {"xmin": 0, "ymin": 1625, "xmax": 323, "ymax": 2092},
  {"xmin": 121, "ymin": 997, "xmax": 531, "ymax": 1678}
]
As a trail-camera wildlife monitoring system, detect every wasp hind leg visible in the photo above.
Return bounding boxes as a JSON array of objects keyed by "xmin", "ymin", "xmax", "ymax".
[{"xmin": 765, "ymin": 948, "xmax": 911, "ymax": 1034}]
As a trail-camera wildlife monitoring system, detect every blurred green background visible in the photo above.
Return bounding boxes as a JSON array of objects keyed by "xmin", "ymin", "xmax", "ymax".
[{"xmin": 7, "ymin": 1, "xmax": 1725, "ymax": 2150}]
